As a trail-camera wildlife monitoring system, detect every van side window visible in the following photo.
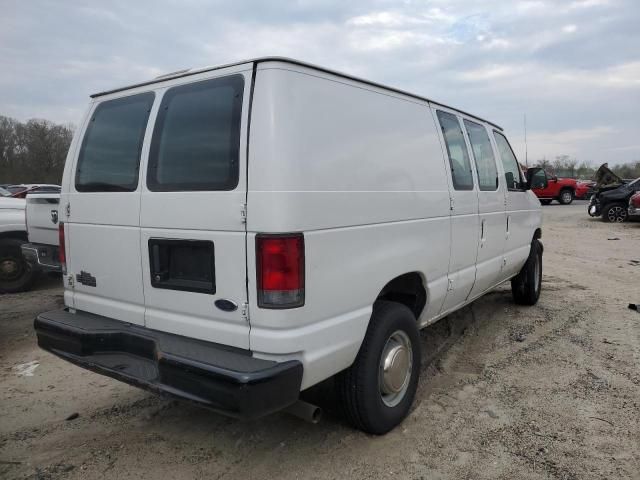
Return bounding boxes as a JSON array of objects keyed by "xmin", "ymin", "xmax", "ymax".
[
  {"xmin": 147, "ymin": 75, "xmax": 244, "ymax": 192},
  {"xmin": 76, "ymin": 92, "xmax": 154, "ymax": 192},
  {"xmin": 494, "ymin": 131, "xmax": 524, "ymax": 191},
  {"xmin": 436, "ymin": 111, "xmax": 474, "ymax": 190},
  {"xmin": 463, "ymin": 120, "xmax": 498, "ymax": 191}
]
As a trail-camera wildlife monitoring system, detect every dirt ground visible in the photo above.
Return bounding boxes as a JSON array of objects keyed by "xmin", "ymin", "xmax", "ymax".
[{"xmin": 1, "ymin": 200, "xmax": 639, "ymax": 480}]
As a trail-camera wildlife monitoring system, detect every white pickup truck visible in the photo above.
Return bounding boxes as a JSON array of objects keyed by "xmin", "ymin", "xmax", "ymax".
[
  {"xmin": 21, "ymin": 192, "xmax": 62, "ymax": 275},
  {"xmin": 0, "ymin": 186, "xmax": 32, "ymax": 293}
]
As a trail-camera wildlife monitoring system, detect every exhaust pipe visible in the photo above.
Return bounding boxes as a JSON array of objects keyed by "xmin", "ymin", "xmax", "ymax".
[{"xmin": 284, "ymin": 400, "xmax": 322, "ymax": 424}]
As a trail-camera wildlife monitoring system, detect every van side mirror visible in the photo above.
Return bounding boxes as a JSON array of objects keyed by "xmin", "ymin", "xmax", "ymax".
[{"xmin": 526, "ymin": 167, "xmax": 547, "ymax": 190}]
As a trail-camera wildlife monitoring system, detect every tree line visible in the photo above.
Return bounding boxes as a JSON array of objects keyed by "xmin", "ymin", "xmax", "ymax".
[
  {"xmin": 1, "ymin": 114, "xmax": 639, "ymax": 185},
  {"xmin": 532, "ymin": 155, "xmax": 640, "ymax": 180},
  {"xmin": 0, "ymin": 115, "xmax": 74, "ymax": 184}
]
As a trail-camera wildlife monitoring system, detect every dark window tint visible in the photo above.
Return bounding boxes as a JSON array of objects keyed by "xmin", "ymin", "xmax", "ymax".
[
  {"xmin": 76, "ymin": 93, "xmax": 154, "ymax": 192},
  {"xmin": 148, "ymin": 75, "xmax": 244, "ymax": 191},
  {"xmin": 437, "ymin": 111, "xmax": 474, "ymax": 190},
  {"xmin": 531, "ymin": 169, "xmax": 547, "ymax": 189},
  {"xmin": 494, "ymin": 131, "xmax": 524, "ymax": 190},
  {"xmin": 464, "ymin": 120, "xmax": 498, "ymax": 191}
]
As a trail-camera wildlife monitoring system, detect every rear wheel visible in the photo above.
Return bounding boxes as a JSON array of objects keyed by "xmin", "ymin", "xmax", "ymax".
[
  {"xmin": 511, "ymin": 239, "xmax": 542, "ymax": 305},
  {"xmin": 0, "ymin": 238, "xmax": 37, "ymax": 293},
  {"xmin": 602, "ymin": 203, "xmax": 628, "ymax": 223},
  {"xmin": 335, "ymin": 300, "xmax": 421, "ymax": 434},
  {"xmin": 558, "ymin": 189, "xmax": 574, "ymax": 205}
]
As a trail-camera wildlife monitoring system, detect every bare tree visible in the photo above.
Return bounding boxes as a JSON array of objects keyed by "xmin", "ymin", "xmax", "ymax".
[{"xmin": 0, "ymin": 115, "xmax": 74, "ymax": 184}]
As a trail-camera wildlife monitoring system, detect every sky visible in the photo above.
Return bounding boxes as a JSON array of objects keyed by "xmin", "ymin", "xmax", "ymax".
[{"xmin": 1, "ymin": 0, "xmax": 639, "ymax": 165}]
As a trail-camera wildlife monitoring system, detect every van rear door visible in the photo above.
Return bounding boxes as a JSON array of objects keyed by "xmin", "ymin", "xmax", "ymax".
[
  {"xmin": 66, "ymin": 92, "xmax": 155, "ymax": 325},
  {"xmin": 139, "ymin": 66, "xmax": 251, "ymax": 349}
]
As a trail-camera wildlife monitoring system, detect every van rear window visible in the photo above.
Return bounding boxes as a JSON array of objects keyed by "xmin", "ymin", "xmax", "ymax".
[
  {"xmin": 147, "ymin": 75, "xmax": 244, "ymax": 192},
  {"xmin": 75, "ymin": 93, "xmax": 154, "ymax": 192}
]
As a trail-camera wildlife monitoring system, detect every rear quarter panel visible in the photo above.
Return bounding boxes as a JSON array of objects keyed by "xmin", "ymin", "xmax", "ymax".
[{"xmin": 247, "ymin": 63, "xmax": 451, "ymax": 388}]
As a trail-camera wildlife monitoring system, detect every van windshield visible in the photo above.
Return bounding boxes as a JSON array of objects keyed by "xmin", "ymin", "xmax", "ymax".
[{"xmin": 75, "ymin": 92, "xmax": 154, "ymax": 192}]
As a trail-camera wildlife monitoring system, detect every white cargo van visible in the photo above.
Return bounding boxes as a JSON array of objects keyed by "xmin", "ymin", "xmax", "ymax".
[{"xmin": 35, "ymin": 58, "xmax": 543, "ymax": 434}]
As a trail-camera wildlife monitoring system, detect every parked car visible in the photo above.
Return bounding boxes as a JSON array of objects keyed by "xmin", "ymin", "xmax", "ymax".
[
  {"xmin": 0, "ymin": 189, "xmax": 37, "ymax": 293},
  {"xmin": 588, "ymin": 164, "xmax": 640, "ymax": 222},
  {"xmin": 20, "ymin": 191, "xmax": 61, "ymax": 273},
  {"xmin": 33, "ymin": 57, "xmax": 544, "ymax": 434},
  {"xmin": 575, "ymin": 180, "xmax": 596, "ymax": 200},
  {"xmin": 528, "ymin": 170, "xmax": 587, "ymax": 205},
  {"xmin": 8, "ymin": 184, "xmax": 61, "ymax": 198},
  {"xmin": 628, "ymin": 192, "xmax": 640, "ymax": 220}
]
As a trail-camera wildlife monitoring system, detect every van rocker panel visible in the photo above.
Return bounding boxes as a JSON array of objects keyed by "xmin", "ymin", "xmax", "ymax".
[{"xmin": 34, "ymin": 309, "xmax": 303, "ymax": 419}]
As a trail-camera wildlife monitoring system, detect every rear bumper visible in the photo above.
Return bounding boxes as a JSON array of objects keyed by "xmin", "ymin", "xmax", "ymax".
[
  {"xmin": 34, "ymin": 309, "xmax": 303, "ymax": 419},
  {"xmin": 629, "ymin": 205, "xmax": 640, "ymax": 218},
  {"xmin": 21, "ymin": 243, "xmax": 61, "ymax": 272}
]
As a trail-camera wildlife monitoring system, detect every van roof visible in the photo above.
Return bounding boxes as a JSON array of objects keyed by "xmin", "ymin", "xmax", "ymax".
[{"xmin": 90, "ymin": 57, "xmax": 503, "ymax": 131}]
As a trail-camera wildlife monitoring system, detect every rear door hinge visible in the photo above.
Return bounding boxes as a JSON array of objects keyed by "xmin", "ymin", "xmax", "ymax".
[
  {"xmin": 65, "ymin": 202, "xmax": 71, "ymax": 218},
  {"xmin": 447, "ymin": 279, "xmax": 454, "ymax": 291},
  {"xmin": 241, "ymin": 302, "xmax": 249, "ymax": 322},
  {"xmin": 67, "ymin": 274, "xmax": 74, "ymax": 288},
  {"xmin": 449, "ymin": 197, "xmax": 455, "ymax": 211},
  {"xmin": 240, "ymin": 203, "xmax": 247, "ymax": 224}
]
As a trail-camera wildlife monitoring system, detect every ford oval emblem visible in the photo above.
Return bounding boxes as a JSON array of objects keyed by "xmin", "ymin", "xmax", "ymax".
[{"xmin": 215, "ymin": 299, "xmax": 238, "ymax": 312}]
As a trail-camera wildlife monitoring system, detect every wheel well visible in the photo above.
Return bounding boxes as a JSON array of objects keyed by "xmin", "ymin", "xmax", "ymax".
[
  {"xmin": 376, "ymin": 272, "xmax": 427, "ymax": 319},
  {"xmin": 560, "ymin": 186, "xmax": 574, "ymax": 194},
  {"xmin": 533, "ymin": 228, "xmax": 543, "ymax": 253},
  {"xmin": 0, "ymin": 231, "xmax": 28, "ymax": 242}
]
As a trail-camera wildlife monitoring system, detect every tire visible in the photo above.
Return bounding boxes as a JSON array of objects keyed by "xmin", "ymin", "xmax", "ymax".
[
  {"xmin": 540, "ymin": 199, "xmax": 552, "ymax": 205},
  {"xmin": 0, "ymin": 238, "xmax": 37, "ymax": 293},
  {"xmin": 558, "ymin": 189, "xmax": 574, "ymax": 205},
  {"xmin": 335, "ymin": 300, "xmax": 421, "ymax": 435},
  {"xmin": 602, "ymin": 203, "xmax": 628, "ymax": 223},
  {"xmin": 511, "ymin": 239, "xmax": 542, "ymax": 306}
]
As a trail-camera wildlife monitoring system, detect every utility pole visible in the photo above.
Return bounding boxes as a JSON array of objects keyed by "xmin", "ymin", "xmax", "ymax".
[{"xmin": 524, "ymin": 114, "xmax": 528, "ymax": 167}]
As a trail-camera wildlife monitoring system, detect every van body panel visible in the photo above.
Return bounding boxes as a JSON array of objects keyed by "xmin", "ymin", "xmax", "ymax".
[
  {"xmin": 248, "ymin": 65, "xmax": 450, "ymax": 231},
  {"xmin": 247, "ymin": 63, "xmax": 451, "ymax": 385},
  {"xmin": 139, "ymin": 65, "xmax": 252, "ymax": 349},
  {"xmin": 248, "ymin": 217, "xmax": 450, "ymax": 389},
  {"xmin": 432, "ymin": 107, "xmax": 480, "ymax": 315},
  {"xmin": 465, "ymin": 121, "xmax": 507, "ymax": 299},
  {"xmin": 64, "ymin": 93, "xmax": 156, "ymax": 326}
]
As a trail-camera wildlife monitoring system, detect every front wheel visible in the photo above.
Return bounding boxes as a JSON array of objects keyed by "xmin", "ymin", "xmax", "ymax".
[
  {"xmin": 602, "ymin": 203, "xmax": 628, "ymax": 223},
  {"xmin": 558, "ymin": 189, "xmax": 574, "ymax": 205},
  {"xmin": 335, "ymin": 301, "xmax": 421, "ymax": 434},
  {"xmin": 0, "ymin": 238, "xmax": 37, "ymax": 293},
  {"xmin": 511, "ymin": 239, "xmax": 542, "ymax": 305}
]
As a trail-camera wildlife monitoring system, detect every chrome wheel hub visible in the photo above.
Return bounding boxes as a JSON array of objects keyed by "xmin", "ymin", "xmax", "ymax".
[
  {"xmin": 379, "ymin": 330, "xmax": 413, "ymax": 407},
  {"xmin": 562, "ymin": 192, "xmax": 571, "ymax": 203}
]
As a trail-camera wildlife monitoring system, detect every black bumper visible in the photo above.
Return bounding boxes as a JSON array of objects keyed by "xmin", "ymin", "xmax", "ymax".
[
  {"xmin": 34, "ymin": 309, "xmax": 303, "ymax": 419},
  {"xmin": 21, "ymin": 243, "xmax": 61, "ymax": 272}
]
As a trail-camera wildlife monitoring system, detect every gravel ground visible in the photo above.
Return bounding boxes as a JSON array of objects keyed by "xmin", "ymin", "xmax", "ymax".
[{"xmin": 1, "ymin": 200, "xmax": 639, "ymax": 480}]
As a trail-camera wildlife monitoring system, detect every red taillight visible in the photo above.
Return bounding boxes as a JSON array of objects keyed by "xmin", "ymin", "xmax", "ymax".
[
  {"xmin": 632, "ymin": 194, "xmax": 640, "ymax": 208},
  {"xmin": 256, "ymin": 234, "xmax": 304, "ymax": 308},
  {"xmin": 58, "ymin": 222, "xmax": 66, "ymax": 273}
]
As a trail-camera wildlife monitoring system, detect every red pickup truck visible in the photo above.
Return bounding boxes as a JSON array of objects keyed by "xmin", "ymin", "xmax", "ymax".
[{"xmin": 528, "ymin": 170, "xmax": 590, "ymax": 205}]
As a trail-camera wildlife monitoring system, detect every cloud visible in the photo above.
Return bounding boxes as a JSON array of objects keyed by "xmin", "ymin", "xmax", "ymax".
[{"xmin": 0, "ymin": 0, "xmax": 638, "ymax": 165}]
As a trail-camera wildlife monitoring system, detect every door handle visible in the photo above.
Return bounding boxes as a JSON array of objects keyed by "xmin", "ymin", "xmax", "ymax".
[
  {"xmin": 506, "ymin": 215, "xmax": 511, "ymax": 239},
  {"xmin": 480, "ymin": 219, "xmax": 486, "ymax": 245}
]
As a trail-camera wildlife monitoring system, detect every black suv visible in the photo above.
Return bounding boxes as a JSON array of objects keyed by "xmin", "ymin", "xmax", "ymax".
[{"xmin": 589, "ymin": 177, "xmax": 640, "ymax": 222}]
